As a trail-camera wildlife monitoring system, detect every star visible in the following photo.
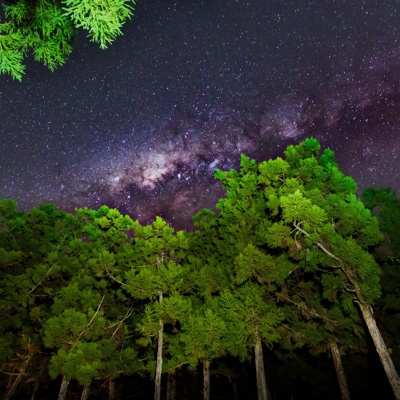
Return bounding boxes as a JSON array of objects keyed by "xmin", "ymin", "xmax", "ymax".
[{"xmin": 1, "ymin": 0, "xmax": 399, "ymax": 230}]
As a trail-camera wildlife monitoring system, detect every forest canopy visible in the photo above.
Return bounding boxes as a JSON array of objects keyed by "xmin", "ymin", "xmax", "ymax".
[{"xmin": 0, "ymin": 138, "xmax": 399, "ymax": 400}]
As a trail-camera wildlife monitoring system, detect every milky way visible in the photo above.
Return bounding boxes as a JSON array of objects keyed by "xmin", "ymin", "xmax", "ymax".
[{"xmin": 1, "ymin": 0, "xmax": 400, "ymax": 229}]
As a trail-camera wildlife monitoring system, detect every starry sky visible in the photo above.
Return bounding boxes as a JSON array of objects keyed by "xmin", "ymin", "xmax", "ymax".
[{"xmin": 1, "ymin": 0, "xmax": 400, "ymax": 229}]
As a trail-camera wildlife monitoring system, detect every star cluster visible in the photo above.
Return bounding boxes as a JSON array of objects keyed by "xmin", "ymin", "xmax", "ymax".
[{"xmin": 1, "ymin": 0, "xmax": 399, "ymax": 229}]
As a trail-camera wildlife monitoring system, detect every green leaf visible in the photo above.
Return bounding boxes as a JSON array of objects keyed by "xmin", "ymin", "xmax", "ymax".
[
  {"xmin": 62, "ymin": 0, "xmax": 135, "ymax": 49},
  {"xmin": 0, "ymin": 24, "xmax": 26, "ymax": 81}
]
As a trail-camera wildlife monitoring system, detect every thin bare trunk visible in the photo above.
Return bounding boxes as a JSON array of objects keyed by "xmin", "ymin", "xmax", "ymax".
[
  {"xmin": 31, "ymin": 364, "xmax": 46, "ymax": 400},
  {"xmin": 358, "ymin": 302, "xmax": 400, "ymax": 400},
  {"xmin": 231, "ymin": 379, "xmax": 238, "ymax": 400},
  {"xmin": 254, "ymin": 335, "xmax": 270, "ymax": 400},
  {"xmin": 330, "ymin": 341, "xmax": 351, "ymax": 400},
  {"xmin": 30, "ymin": 377, "xmax": 40, "ymax": 400},
  {"xmin": 293, "ymin": 224, "xmax": 400, "ymax": 400},
  {"xmin": 109, "ymin": 378, "xmax": 116, "ymax": 400},
  {"xmin": 4, "ymin": 371, "xmax": 24, "ymax": 400},
  {"xmin": 203, "ymin": 359, "xmax": 211, "ymax": 400},
  {"xmin": 154, "ymin": 291, "xmax": 164, "ymax": 400},
  {"xmin": 5, "ymin": 374, "xmax": 13, "ymax": 396},
  {"xmin": 81, "ymin": 382, "xmax": 91, "ymax": 400},
  {"xmin": 58, "ymin": 375, "xmax": 70, "ymax": 400},
  {"xmin": 4, "ymin": 354, "xmax": 32, "ymax": 400},
  {"xmin": 166, "ymin": 374, "xmax": 176, "ymax": 400},
  {"xmin": 30, "ymin": 367, "xmax": 45, "ymax": 400}
]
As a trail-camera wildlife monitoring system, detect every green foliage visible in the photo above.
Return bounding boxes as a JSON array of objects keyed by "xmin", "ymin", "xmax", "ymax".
[
  {"xmin": 363, "ymin": 188, "xmax": 400, "ymax": 369},
  {"xmin": 2, "ymin": 0, "xmax": 74, "ymax": 76},
  {"xmin": 0, "ymin": 0, "xmax": 136, "ymax": 80},
  {"xmin": 0, "ymin": 138, "xmax": 391, "ymax": 397},
  {"xmin": 284, "ymin": 137, "xmax": 321, "ymax": 166},
  {"xmin": 137, "ymin": 293, "xmax": 191, "ymax": 348},
  {"xmin": 207, "ymin": 138, "xmax": 384, "ymax": 372},
  {"xmin": 217, "ymin": 287, "xmax": 283, "ymax": 360},
  {"xmin": 0, "ymin": 23, "xmax": 25, "ymax": 81},
  {"xmin": 234, "ymin": 244, "xmax": 294, "ymax": 288},
  {"xmin": 63, "ymin": 0, "xmax": 134, "ymax": 49},
  {"xmin": 124, "ymin": 217, "xmax": 188, "ymax": 301},
  {"xmin": 279, "ymin": 190, "xmax": 327, "ymax": 225},
  {"xmin": 363, "ymin": 187, "xmax": 400, "ymax": 260},
  {"xmin": 0, "ymin": 202, "xmax": 143, "ymax": 394},
  {"xmin": 49, "ymin": 342, "xmax": 102, "ymax": 383},
  {"xmin": 169, "ymin": 305, "xmax": 227, "ymax": 371},
  {"xmin": 258, "ymin": 157, "xmax": 290, "ymax": 185},
  {"xmin": 264, "ymin": 221, "xmax": 293, "ymax": 248},
  {"xmin": 0, "ymin": 247, "xmax": 22, "ymax": 267}
]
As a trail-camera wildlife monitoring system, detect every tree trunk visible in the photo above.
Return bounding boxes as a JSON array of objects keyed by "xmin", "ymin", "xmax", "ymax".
[
  {"xmin": 4, "ymin": 354, "xmax": 32, "ymax": 400},
  {"xmin": 297, "ymin": 230, "xmax": 400, "ymax": 400},
  {"xmin": 30, "ymin": 367, "xmax": 44, "ymax": 400},
  {"xmin": 154, "ymin": 292, "xmax": 164, "ymax": 400},
  {"xmin": 109, "ymin": 378, "xmax": 116, "ymax": 400},
  {"xmin": 358, "ymin": 302, "xmax": 400, "ymax": 400},
  {"xmin": 58, "ymin": 375, "xmax": 70, "ymax": 400},
  {"xmin": 203, "ymin": 359, "xmax": 211, "ymax": 400},
  {"xmin": 232, "ymin": 379, "xmax": 238, "ymax": 400},
  {"xmin": 330, "ymin": 341, "xmax": 351, "ymax": 400},
  {"xmin": 81, "ymin": 382, "xmax": 91, "ymax": 400},
  {"xmin": 31, "ymin": 365, "xmax": 46, "ymax": 400},
  {"xmin": 254, "ymin": 335, "xmax": 270, "ymax": 400},
  {"xmin": 166, "ymin": 374, "xmax": 176, "ymax": 400},
  {"xmin": 4, "ymin": 370, "xmax": 25, "ymax": 400},
  {"xmin": 30, "ymin": 377, "xmax": 40, "ymax": 400}
]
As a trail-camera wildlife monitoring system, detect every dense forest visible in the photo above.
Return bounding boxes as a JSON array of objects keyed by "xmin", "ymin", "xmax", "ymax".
[{"xmin": 1, "ymin": 139, "xmax": 399, "ymax": 400}]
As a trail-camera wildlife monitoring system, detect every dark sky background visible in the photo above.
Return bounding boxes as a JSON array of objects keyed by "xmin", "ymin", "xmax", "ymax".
[{"xmin": 1, "ymin": 0, "xmax": 400, "ymax": 229}]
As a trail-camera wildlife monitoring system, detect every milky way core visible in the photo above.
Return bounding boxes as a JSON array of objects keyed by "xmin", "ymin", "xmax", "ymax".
[{"xmin": 1, "ymin": 0, "xmax": 400, "ymax": 229}]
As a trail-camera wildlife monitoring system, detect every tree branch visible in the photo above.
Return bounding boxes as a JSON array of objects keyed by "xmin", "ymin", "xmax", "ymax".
[
  {"xmin": 28, "ymin": 235, "xmax": 68, "ymax": 295},
  {"xmin": 72, "ymin": 295, "xmax": 105, "ymax": 349},
  {"xmin": 109, "ymin": 308, "xmax": 134, "ymax": 340},
  {"xmin": 277, "ymin": 292, "xmax": 337, "ymax": 323},
  {"xmin": 293, "ymin": 222, "xmax": 365, "ymax": 304}
]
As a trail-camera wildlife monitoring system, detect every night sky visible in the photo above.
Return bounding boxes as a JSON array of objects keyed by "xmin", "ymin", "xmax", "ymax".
[{"xmin": 1, "ymin": 0, "xmax": 400, "ymax": 229}]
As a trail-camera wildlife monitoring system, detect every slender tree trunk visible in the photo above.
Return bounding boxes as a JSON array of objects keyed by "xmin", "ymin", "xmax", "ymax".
[
  {"xmin": 297, "ymin": 230, "xmax": 400, "ymax": 400},
  {"xmin": 31, "ymin": 365, "xmax": 46, "ymax": 400},
  {"xmin": 254, "ymin": 335, "xmax": 270, "ymax": 400},
  {"xmin": 30, "ymin": 376, "xmax": 40, "ymax": 400},
  {"xmin": 232, "ymin": 379, "xmax": 238, "ymax": 400},
  {"xmin": 166, "ymin": 374, "xmax": 176, "ymax": 400},
  {"xmin": 330, "ymin": 341, "xmax": 351, "ymax": 400},
  {"xmin": 109, "ymin": 378, "xmax": 116, "ymax": 400},
  {"xmin": 4, "ymin": 354, "xmax": 32, "ymax": 400},
  {"xmin": 58, "ymin": 375, "xmax": 70, "ymax": 400},
  {"xmin": 4, "ymin": 370, "xmax": 25, "ymax": 400},
  {"xmin": 203, "ymin": 359, "xmax": 211, "ymax": 400},
  {"xmin": 81, "ymin": 382, "xmax": 91, "ymax": 400},
  {"xmin": 155, "ymin": 291, "xmax": 164, "ymax": 400},
  {"xmin": 358, "ymin": 302, "xmax": 400, "ymax": 400}
]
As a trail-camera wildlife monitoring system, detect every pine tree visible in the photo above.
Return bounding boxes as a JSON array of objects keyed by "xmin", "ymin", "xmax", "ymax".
[
  {"xmin": 0, "ymin": 201, "xmax": 82, "ymax": 399},
  {"xmin": 190, "ymin": 159, "xmax": 293, "ymax": 400},
  {"xmin": 216, "ymin": 286, "xmax": 283, "ymax": 400},
  {"xmin": 275, "ymin": 276, "xmax": 366, "ymax": 400},
  {"xmin": 166, "ymin": 300, "xmax": 228, "ymax": 400},
  {"xmin": 0, "ymin": 203, "xmax": 142, "ymax": 398},
  {"xmin": 62, "ymin": 206, "xmax": 143, "ymax": 395},
  {"xmin": 120, "ymin": 216, "xmax": 190, "ymax": 400},
  {"xmin": 199, "ymin": 138, "xmax": 399, "ymax": 398},
  {"xmin": 221, "ymin": 138, "xmax": 400, "ymax": 398},
  {"xmin": 363, "ymin": 188, "xmax": 400, "ymax": 372},
  {"xmin": 163, "ymin": 221, "xmax": 241, "ymax": 400}
]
